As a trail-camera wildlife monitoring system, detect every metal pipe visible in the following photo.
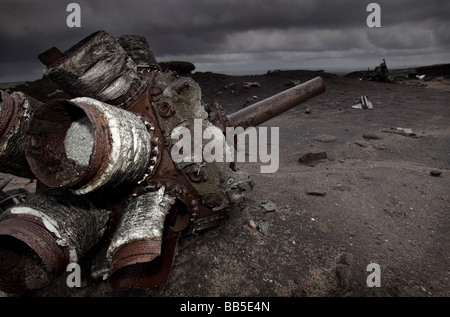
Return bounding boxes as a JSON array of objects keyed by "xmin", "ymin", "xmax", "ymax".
[
  {"xmin": 225, "ymin": 76, "xmax": 325, "ymax": 129},
  {"xmin": 24, "ymin": 97, "xmax": 153, "ymax": 195},
  {"xmin": 0, "ymin": 188, "xmax": 109, "ymax": 294},
  {"xmin": 0, "ymin": 90, "xmax": 42, "ymax": 179}
]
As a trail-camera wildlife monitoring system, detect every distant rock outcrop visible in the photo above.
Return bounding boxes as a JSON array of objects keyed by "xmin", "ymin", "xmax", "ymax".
[{"xmin": 159, "ymin": 61, "xmax": 196, "ymax": 75}]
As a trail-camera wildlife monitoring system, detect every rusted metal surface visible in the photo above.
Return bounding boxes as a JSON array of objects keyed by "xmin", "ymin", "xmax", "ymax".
[
  {"xmin": 0, "ymin": 188, "xmax": 109, "ymax": 293},
  {"xmin": 40, "ymin": 30, "xmax": 141, "ymax": 104},
  {"xmin": 117, "ymin": 35, "xmax": 161, "ymax": 71},
  {"xmin": 218, "ymin": 76, "xmax": 326, "ymax": 130},
  {"xmin": 0, "ymin": 91, "xmax": 15, "ymax": 139},
  {"xmin": 24, "ymin": 97, "xmax": 153, "ymax": 194},
  {"xmin": 0, "ymin": 215, "xmax": 68, "ymax": 294},
  {"xmin": 0, "ymin": 30, "xmax": 326, "ymax": 293},
  {"xmin": 149, "ymin": 71, "xmax": 254, "ymax": 218},
  {"xmin": 105, "ymin": 188, "xmax": 176, "ymax": 289},
  {"xmin": 0, "ymin": 90, "xmax": 41, "ymax": 179},
  {"xmin": 109, "ymin": 229, "xmax": 179, "ymax": 290},
  {"xmin": 107, "ymin": 188, "xmax": 174, "ymax": 266}
]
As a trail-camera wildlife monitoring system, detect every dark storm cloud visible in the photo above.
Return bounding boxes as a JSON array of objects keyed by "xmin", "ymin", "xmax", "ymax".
[{"xmin": 0, "ymin": 0, "xmax": 449, "ymax": 81}]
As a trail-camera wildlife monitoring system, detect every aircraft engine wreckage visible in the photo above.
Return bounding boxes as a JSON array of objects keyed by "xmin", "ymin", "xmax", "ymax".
[{"xmin": 0, "ymin": 30, "xmax": 325, "ymax": 294}]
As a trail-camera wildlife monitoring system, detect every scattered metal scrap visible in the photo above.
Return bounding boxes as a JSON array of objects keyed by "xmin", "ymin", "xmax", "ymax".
[
  {"xmin": 351, "ymin": 96, "xmax": 373, "ymax": 110},
  {"xmin": 382, "ymin": 127, "xmax": 417, "ymax": 138},
  {"xmin": 0, "ymin": 30, "xmax": 325, "ymax": 294},
  {"xmin": 370, "ymin": 59, "xmax": 393, "ymax": 83},
  {"xmin": 344, "ymin": 60, "xmax": 450, "ymax": 84}
]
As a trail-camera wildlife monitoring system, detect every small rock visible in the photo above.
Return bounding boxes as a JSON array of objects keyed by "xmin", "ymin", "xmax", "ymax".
[
  {"xmin": 242, "ymin": 96, "xmax": 259, "ymax": 107},
  {"xmin": 373, "ymin": 144, "xmax": 387, "ymax": 150},
  {"xmin": 363, "ymin": 133, "xmax": 382, "ymax": 140},
  {"xmin": 335, "ymin": 253, "xmax": 354, "ymax": 289},
  {"xmin": 314, "ymin": 135, "xmax": 337, "ymax": 143},
  {"xmin": 260, "ymin": 201, "xmax": 276, "ymax": 212},
  {"xmin": 313, "ymin": 221, "xmax": 330, "ymax": 233},
  {"xmin": 285, "ymin": 79, "xmax": 303, "ymax": 87},
  {"xmin": 338, "ymin": 253, "xmax": 354, "ymax": 266},
  {"xmin": 248, "ymin": 220, "xmax": 257, "ymax": 229},
  {"xmin": 306, "ymin": 191, "xmax": 326, "ymax": 197},
  {"xmin": 430, "ymin": 170, "xmax": 442, "ymax": 177},
  {"xmin": 243, "ymin": 82, "xmax": 261, "ymax": 89},
  {"xmin": 335, "ymin": 265, "xmax": 352, "ymax": 289},
  {"xmin": 354, "ymin": 141, "xmax": 369, "ymax": 148},
  {"xmin": 258, "ymin": 222, "xmax": 269, "ymax": 235},
  {"xmin": 305, "ymin": 108, "xmax": 312, "ymax": 114},
  {"xmin": 223, "ymin": 83, "xmax": 235, "ymax": 89},
  {"xmin": 299, "ymin": 150, "xmax": 328, "ymax": 164}
]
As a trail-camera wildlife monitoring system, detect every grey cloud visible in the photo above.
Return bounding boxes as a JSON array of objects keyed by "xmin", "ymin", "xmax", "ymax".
[{"xmin": 0, "ymin": 0, "xmax": 448, "ymax": 81}]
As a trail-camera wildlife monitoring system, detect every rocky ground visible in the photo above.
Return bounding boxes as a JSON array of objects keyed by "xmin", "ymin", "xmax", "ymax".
[{"xmin": 1, "ymin": 65, "xmax": 449, "ymax": 297}]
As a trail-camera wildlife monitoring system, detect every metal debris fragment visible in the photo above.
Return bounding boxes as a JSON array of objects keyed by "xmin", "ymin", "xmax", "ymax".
[
  {"xmin": 107, "ymin": 187, "xmax": 174, "ymax": 269},
  {"xmin": 382, "ymin": 127, "xmax": 417, "ymax": 137},
  {"xmin": 351, "ymin": 96, "xmax": 373, "ymax": 109}
]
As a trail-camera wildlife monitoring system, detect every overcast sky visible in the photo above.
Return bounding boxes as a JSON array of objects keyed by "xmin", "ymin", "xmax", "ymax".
[{"xmin": 0, "ymin": 0, "xmax": 449, "ymax": 82}]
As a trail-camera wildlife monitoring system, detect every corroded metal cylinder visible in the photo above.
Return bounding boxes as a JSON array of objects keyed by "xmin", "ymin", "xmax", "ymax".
[
  {"xmin": 0, "ymin": 90, "xmax": 42, "ymax": 179},
  {"xmin": 223, "ymin": 76, "xmax": 326, "ymax": 130},
  {"xmin": 40, "ymin": 30, "xmax": 141, "ymax": 104},
  {"xmin": 0, "ymin": 189, "xmax": 109, "ymax": 294},
  {"xmin": 107, "ymin": 187, "xmax": 175, "ymax": 286},
  {"xmin": 24, "ymin": 97, "xmax": 153, "ymax": 195}
]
